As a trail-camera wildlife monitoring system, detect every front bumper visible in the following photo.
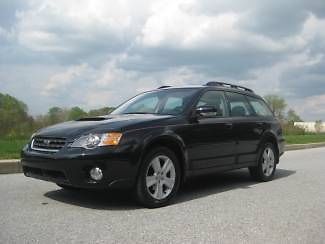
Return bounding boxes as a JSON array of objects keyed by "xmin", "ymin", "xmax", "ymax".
[{"xmin": 21, "ymin": 145, "xmax": 140, "ymax": 189}]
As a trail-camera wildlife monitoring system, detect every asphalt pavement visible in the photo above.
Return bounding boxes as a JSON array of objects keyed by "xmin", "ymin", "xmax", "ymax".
[{"xmin": 1, "ymin": 148, "xmax": 325, "ymax": 244}]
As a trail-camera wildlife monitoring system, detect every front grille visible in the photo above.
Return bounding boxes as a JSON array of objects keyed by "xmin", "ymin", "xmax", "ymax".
[{"xmin": 31, "ymin": 136, "xmax": 66, "ymax": 152}]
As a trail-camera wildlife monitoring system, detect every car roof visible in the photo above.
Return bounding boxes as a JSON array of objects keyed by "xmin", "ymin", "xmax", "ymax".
[{"xmin": 154, "ymin": 83, "xmax": 262, "ymax": 99}]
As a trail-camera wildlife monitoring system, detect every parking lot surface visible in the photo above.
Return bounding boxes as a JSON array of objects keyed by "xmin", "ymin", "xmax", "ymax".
[{"xmin": 1, "ymin": 148, "xmax": 325, "ymax": 243}]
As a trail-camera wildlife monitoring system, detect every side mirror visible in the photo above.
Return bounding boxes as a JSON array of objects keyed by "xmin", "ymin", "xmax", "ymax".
[{"xmin": 196, "ymin": 106, "xmax": 221, "ymax": 118}]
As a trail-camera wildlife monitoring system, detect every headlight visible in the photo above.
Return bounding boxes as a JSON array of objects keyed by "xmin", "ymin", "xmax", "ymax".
[{"xmin": 70, "ymin": 133, "xmax": 122, "ymax": 149}]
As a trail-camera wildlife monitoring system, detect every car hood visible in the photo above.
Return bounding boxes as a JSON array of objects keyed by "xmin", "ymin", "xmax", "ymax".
[{"xmin": 35, "ymin": 114, "xmax": 176, "ymax": 139}]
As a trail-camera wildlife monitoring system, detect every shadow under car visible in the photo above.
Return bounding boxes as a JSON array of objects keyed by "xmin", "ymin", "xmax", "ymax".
[{"xmin": 44, "ymin": 168, "xmax": 296, "ymax": 210}]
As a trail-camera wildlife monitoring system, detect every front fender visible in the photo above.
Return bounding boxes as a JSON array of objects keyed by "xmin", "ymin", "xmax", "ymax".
[{"xmin": 135, "ymin": 127, "xmax": 190, "ymax": 181}]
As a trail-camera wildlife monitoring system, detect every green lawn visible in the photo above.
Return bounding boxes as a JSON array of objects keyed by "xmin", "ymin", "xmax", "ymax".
[
  {"xmin": 1, "ymin": 135, "xmax": 325, "ymax": 159},
  {"xmin": 284, "ymin": 134, "xmax": 325, "ymax": 144},
  {"xmin": 0, "ymin": 139, "xmax": 28, "ymax": 159}
]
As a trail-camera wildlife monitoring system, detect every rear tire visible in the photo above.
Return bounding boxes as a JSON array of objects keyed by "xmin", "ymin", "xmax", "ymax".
[
  {"xmin": 135, "ymin": 147, "xmax": 181, "ymax": 208},
  {"xmin": 249, "ymin": 142, "xmax": 278, "ymax": 182}
]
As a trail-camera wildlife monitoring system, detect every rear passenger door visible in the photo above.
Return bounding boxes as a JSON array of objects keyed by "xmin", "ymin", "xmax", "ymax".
[
  {"xmin": 246, "ymin": 94, "xmax": 275, "ymax": 146},
  {"xmin": 225, "ymin": 92, "xmax": 263, "ymax": 164}
]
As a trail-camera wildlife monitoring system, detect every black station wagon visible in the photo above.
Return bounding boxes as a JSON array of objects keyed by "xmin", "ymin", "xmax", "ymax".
[{"xmin": 22, "ymin": 82, "xmax": 285, "ymax": 208}]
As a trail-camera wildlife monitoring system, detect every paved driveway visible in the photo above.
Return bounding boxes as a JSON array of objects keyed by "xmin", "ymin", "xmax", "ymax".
[{"xmin": 1, "ymin": 148, "xmax": 325, "ymax": 243}]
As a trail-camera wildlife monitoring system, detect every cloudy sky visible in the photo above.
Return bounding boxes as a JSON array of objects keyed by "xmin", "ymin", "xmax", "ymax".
[{"xmin": 0, "ymin": 0, "xmax": 325, "ymax": 120}]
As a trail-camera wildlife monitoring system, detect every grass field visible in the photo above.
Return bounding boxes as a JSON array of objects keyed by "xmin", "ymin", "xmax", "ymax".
[
  {"xmin": 1, "ymin": 135, "xmax": 325, "ymax": 159},
  {"xmin": 0, "ymin": 139, "xmax": 28, "ymax": 160},
  {"xmin": 284, "ymin": 134, "xmax": 325, "ymax": 145}
]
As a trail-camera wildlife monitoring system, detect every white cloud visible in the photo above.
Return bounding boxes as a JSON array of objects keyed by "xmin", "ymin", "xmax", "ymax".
[
  {"xmin": 11, "ymin": 0, "xmax": 325, "ymax": 58},
  {"xmin": 294, "ymin": 94, "xmax": 325, "ymax": 120},
  {"xmin": 77, "ymin": 60, "xmax": 209, "ymax": 109},
  {"xmin": 15, "ymin": 0, "xmax": 150, "ymax": 53},
  {"xmin": 0, "ymin": 25, "xmax": 15, "ymax": 40},
  {"xmin": 244, "ymin": 50, "xmax": 324, "ymax": 97},
  {"xmin": 139, "ymin": 0, "xmax": 305, "ymax": 53},
  {"xmin": 1, "ymin": 0, "xmax": 325, "ymax": 120},
  {"xmin": 41, "ymin": 63, "xmax": 89, "ymax": 96}
]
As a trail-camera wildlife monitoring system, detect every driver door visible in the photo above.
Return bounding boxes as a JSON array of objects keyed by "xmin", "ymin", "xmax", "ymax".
[{"xmin": 186, "ymin": 90, "xmax": 236, "ymax": 169}]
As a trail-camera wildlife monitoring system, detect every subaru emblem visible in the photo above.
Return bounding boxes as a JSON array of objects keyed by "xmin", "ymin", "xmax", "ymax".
[{"xmin": 44, "ymin": 139, "xmax": 51, "ymax": 145}]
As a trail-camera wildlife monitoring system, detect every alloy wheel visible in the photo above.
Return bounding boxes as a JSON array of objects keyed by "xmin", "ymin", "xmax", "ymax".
[
  {"xmin": 145, "ymin": 155, "xmax": 176, "ymax": 200},
  {"xmin": 262, "ymin": 147, "xmax": 275, "ymax": 177}
]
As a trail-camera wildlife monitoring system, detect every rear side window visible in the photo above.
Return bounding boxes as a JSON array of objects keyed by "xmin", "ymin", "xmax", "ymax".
[
  {"xmin": 247, "ymin": 96, "xmax": 273, "ymax": 117},
  {"xmin": 226, "ymin": 92, "xmax": 253, "ymax": 117}
]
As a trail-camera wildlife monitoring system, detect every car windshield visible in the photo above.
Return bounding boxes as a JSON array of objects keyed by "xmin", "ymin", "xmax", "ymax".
[{"xmin": 111, "ymin": 88, "xmax": 198, "ymax": 115}]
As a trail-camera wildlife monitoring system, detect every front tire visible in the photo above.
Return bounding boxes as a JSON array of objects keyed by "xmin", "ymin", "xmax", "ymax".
[
  {"xmin": 249, "ymin": 142, "xmax": 278, "ymax": 182},
  {"xmin": 135, "ymin": 147, "xmax": 181, "ymax": 208}
]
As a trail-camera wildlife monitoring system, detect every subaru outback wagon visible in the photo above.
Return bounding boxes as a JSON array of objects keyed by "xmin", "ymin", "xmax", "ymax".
[{"xmin": 22, "ymin": 82, "xmax": 285, "ymax": 208}]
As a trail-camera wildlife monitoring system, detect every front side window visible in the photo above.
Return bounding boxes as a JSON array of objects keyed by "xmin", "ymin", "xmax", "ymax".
[
  {"xmin": 247, "ymin": 96, "xmax": 273, "ymax": 117},
  {"xmin": 226, "ymin": 92, "xmax": 253, "ymax": 117},
  {"xmin": 111, "ymin": 88, "xmax": 198, "ymax": 115},
  {"xmin": 196, "ymin": 90, "xmax": 227, "ymax": 117},
  {"xmin": 161, "ymin": 97, "xmax": 184, "ymax": 114}
]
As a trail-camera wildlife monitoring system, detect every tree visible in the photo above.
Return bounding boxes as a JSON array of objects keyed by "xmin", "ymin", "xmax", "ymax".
[
  {"xmin": 315, "ymin": 120, "xmax": 323, "ymax": 133},
  {"xmin": 68, "ymin": 107, "xmax": 87, "ymax": 120},
  {"xmin": 47, "ymin": 107, "xmax": 68, "ymax": 124},
  {"xmin": 0, "ymin": 93, "xmax": 32, "ymax": 138},
  {"xmin": 264, "ymin": 95, "xmax": 287, "ymax": 120},
  {"xmin": 286, "ymin": 109, "xmax": 303, "ymax": 123},
  {"xmin": 0, "ymin": 92, "xmax": 119, "ymax": 138},
  {"xmin": 88, "ymin": 107, "xmax": 115, "ymax": 117}
]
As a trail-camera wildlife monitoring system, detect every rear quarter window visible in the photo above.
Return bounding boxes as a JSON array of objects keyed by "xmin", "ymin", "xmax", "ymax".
[{"xmin": 246, "ymin": 96, "xmax": 273, "ymax": 117}]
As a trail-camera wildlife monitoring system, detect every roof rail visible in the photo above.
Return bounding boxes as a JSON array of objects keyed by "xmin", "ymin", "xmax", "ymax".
[
  {"xmin": 205, "ymin": 81, "xmax": 254, "ymax": 93},
  {"xmin": 158, "ymin": 85, "xmax": 172, "ymax": 89}
]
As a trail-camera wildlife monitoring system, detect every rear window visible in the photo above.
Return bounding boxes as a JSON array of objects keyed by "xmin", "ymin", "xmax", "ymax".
[{"xmin": 246, "ymin": 96, "xmax": 273, "ymax": 117}]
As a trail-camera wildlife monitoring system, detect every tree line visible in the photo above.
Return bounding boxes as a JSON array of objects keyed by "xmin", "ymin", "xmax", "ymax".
[
  {"xmin": 263, "ymin": 95, "xmax": 302, "ymax": 123},
  {"xmin": 263, "ymin": 95, "xmax": 306, "ymax": 135},
  {"xmin": 0, "ymin": 92, "xmax": 308, "ymax": 139},
  {"xmin": 0, "ymin": 93, "xmax": 114, "ymax": 139}
]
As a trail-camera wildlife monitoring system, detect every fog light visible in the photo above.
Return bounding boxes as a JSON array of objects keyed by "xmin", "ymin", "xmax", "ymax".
[{"xmin": 89, "ymin": 167, "xmax": 103, "ymax": 181}]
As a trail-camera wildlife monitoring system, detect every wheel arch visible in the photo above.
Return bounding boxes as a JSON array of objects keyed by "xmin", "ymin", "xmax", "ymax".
[
  {"xmin": 139, "ymin": 133, "xmax": 189, "ymax": 183},
  {"xmin": 259, "ymin": 131, "xmax": 280, "ymax": 163}
]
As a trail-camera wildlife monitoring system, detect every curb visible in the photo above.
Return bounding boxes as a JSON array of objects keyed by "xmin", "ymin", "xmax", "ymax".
[
  {"xmin": 1, "ymin": 143, "xmax": 325, "ymax": 174},
  {"xmin": 285, "ymin": 142, "xmax": 325, "ymax": 151},
  {"xmin": 0, "ymin": 159, "xmax": 22, "ymax": 174}
]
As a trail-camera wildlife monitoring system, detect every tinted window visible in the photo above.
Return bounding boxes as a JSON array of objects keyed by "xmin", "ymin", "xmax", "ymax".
[
  {"xmin": 247, "ymin": 96, "xmax": 273, "ymax": 117},
  {"xmin": 196, "ymin": 90, "xmax": 227, "ymax": 117},
  {"xmin": 226, "ymin": 92, "xmax": 253, "ymax": 117}
]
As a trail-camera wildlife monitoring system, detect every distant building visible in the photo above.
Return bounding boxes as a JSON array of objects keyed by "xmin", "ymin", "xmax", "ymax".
[{"xmin": 294, "ymin": 122, "xmax": 325, "ymax": 133}]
